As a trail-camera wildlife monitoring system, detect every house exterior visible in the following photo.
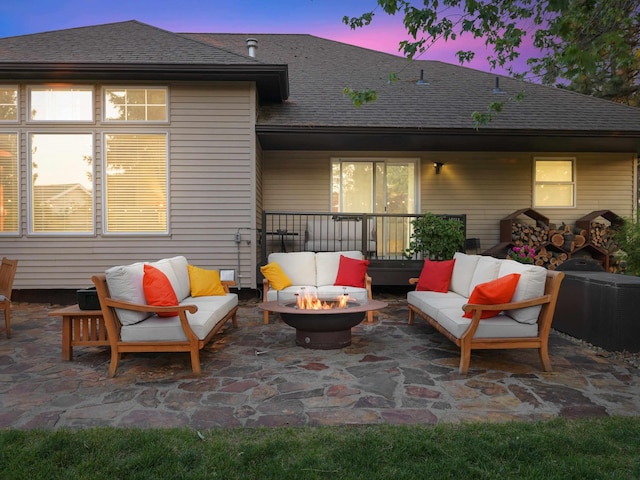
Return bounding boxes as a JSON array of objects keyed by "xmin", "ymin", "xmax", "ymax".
[{"xmin": 0, "ymin": 20, "xmax": 639, "ymax": 297}]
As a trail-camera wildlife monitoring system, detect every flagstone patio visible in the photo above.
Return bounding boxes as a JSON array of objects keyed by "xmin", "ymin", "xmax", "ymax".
[{"xmin": 1, "ymin": 293, "xmax": 639, "ymax": 429}]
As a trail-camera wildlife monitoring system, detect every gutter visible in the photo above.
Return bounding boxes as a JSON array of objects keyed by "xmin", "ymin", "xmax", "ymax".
[{"xmin": 0, "ymin": 62, "xmax": 289, "ymax": 102}]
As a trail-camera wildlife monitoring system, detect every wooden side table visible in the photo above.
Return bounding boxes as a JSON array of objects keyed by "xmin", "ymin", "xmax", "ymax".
[{"xmin": 48, "ymin": 304, "xmax": 109, "ymax": 360}]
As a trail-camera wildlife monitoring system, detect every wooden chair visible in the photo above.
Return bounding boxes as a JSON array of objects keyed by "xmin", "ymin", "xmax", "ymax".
[{"xmin": 0, "ymin": 257, "xmax": 18, "ymax": 338}]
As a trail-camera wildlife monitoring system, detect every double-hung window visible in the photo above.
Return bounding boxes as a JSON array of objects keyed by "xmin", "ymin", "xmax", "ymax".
[
  {"xmin": 28, "ymin": 86, "xmax": 95, "ymax": 234},
  {"xmin": 534, "ymin": 157, "xmax": 576, "ymax": 208},
  {"xmin": 103, "ymin": 87, "xmax": 168, "ymax": 234}
]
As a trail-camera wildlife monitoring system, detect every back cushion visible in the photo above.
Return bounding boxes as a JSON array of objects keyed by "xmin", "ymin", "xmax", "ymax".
[
  {"xmin": 268, "ymin": 252, "xmax": 317, "ymax": 286},
  {"xmin": 449, "ymin": 252, "xmax": 481, "ymax": 297},
  {"xmin": 498, "ymin": 261, "xmax": 547, "ymax": 324},
  {"xmin": 468, "ymin": 256, "xmax": 502, "ymax": 294},
  {"xmin": 105, "ymin": 262, "xmax": 150, "ymax": 325},
  {"xmin": 316, "ymin": 251, "xmax": 363, "ymax": 286},
  {"xmin": 150, "ymin": 257, "xmax": 188, "ymax": 302}
]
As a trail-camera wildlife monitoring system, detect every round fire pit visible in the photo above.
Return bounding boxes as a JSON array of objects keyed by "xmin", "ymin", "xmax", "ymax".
[{"xmin": 259, "ymin": 297, "xmax": 387, "ymax": 349}]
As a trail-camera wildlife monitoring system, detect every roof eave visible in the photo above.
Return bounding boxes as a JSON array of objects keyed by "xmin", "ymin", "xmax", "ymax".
[
  {"xmin": 0, "ymin": 62, "xmax": 289, "ymax": 101},
  {"xmin": 255, "ymin": 125, "xmax": 640, "ymax": 153}
]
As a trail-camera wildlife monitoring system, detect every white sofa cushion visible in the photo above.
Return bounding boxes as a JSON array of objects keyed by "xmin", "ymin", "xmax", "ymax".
[
  {"xmin": 105, "ymin": 261, "xmax": 150, "ymax": 326},
  {"xmin": 315, "ymin": 250, "xmax": 363, "ymax": 287},
  {"xmin": 268, "ymin": 252, "xmax": 317, "ymax": 287},
  {"xmin": 435, "ymin": 306, "xmax": 538, "ymax": 339},
  {"xmin": 120, "ymin": 293, "xmax": 238, "ymax": 342},
  {"xmin": 468, "ymin": 256, "xmax": 502, "ymax": 294},
  {"xmin": 498, "ymin": 261, "xmax": 548, "ymax": 324},
  {"xmin": 165, "ymin": 256, "xmax": 191, "ymax": 301},
  {"xmin": 407, "ymin": 290, "xmax": 467, "ymax": 321},
  {"xmin": 449, "ymin": 252, "xmax": 481, "ymax": 297}
]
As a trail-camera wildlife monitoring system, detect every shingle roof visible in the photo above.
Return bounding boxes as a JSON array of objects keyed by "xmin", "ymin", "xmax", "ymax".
[
  {"xmin": 0, "ymin": 21, "xmax": 638, "ymax": 150},
  {"xmin": 0, "ymin": 20, "xmax": 256, "ymax": 65},
  {"xmin": 186, "ymin": 33, "xmax": 640, "ymax": 135}
]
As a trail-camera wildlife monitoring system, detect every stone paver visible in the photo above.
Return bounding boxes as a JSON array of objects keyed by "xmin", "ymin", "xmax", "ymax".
[{"xmin": 1, "ymin": 295, "xmax": 639, "ymax": 429}]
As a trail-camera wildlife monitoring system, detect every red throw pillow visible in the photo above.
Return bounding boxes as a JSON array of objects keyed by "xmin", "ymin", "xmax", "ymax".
[
  {"xmin": 334, "ymin": 255, "xmax": 370, "ymax": 288},
  {"xmin": 463, "ymin": 273, "xmax": 521, "ymax": 319},
  {"xmin": 416, "ymin": 259, "xmax": 456, "ymax": 292},
  {"xmin": 143, "ymin": 264, "xmax": 179, "ymax": 317}
]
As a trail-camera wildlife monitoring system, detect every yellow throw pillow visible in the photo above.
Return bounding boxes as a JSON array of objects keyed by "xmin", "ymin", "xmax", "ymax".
[
  {"xmin": 187, "ymin": 264, "xmax": 226, "ymax": 297},
  {"xmin": 260, "ymin": 262, "xmax": 292, "ymax": 290}
]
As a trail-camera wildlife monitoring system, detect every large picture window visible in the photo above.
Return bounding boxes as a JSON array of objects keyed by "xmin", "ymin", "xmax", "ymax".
[
  {"xmin": 0, "ymin": 87, "xmax": 18, "ymax": 122},
  {"xmin": 28, "ymin": 86, "xmax": 93, "ymax": 122},
  {"xmin": 104, "ymin": 88, "xmax": 167, "ymax": 122},
  {"xmin": 30, "ymin": 133, "xmax": 94, "ymax": 234},
  {"xmin": 104, "ymin": 133, "xmax": 168, "ymax": 233},
  {"xmin": 534, "ymin": 157, "xmax": 575, "ymax": 208},
  {"xmin": 0, "ymin": 133, "xmax": 19, "ymax": 233}
]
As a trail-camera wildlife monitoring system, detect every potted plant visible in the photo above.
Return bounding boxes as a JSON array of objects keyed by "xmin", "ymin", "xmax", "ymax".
[{"xmin": 405, "ymin": 212, "xmax": 465, "ymax": 260}]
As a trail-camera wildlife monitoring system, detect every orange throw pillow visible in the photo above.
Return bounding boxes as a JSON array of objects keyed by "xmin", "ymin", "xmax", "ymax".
[
  {"xmin": 143, "ymin": 264, "xmax": 179, "ymax": 317},
  {"xmin": 463, "ymin": 273, "xmax": 521, "ymax": 319},
  {"xmin": 334, "ymin": 255, "xmax": 370, "ymax": 288},
  {"xmin": 416, "ymin": 259, "xmax": 456, "ymax": 292}
]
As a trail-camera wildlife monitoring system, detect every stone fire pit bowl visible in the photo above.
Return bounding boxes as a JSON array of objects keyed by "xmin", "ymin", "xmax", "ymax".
[{"xmin": 258, "ymin": 298, "xmax": 387, "ymax": 350}]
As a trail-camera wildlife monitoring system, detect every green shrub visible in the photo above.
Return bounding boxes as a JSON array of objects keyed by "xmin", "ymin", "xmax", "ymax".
[
  {"xmin": 613, "ymin": 217, "xmax": 640, "ymax": 276},
  {"xmin": 405, "ymin": 212, "xmax": 465, "ymax": 260}
]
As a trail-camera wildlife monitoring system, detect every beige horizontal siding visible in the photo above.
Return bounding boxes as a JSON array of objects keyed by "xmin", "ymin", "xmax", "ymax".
[
  {"xmin": 263, "ymin": 150, "xmax": 637, "ymax": 256},
  {"xmin": 3, "ymin": 82, "xmax": 259, "ymax": 290}
]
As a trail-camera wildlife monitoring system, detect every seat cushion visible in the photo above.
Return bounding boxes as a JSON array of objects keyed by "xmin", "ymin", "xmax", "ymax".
[
  {"xmin": 120, "ymin": 294, "xmax": 238, "ymax": 342},
  {"xmin": 436, "ymin": 306, "xmax": 538, "ymax": 339},
  {"xmin": 407, "ymin": 290, "xmax": 467, "ymax": 320}
]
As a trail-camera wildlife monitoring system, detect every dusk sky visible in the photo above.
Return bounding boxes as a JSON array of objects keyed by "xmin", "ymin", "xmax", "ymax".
[{"xmin": 0, "ymin": 0, "xmax": 534, "ymax": 74}]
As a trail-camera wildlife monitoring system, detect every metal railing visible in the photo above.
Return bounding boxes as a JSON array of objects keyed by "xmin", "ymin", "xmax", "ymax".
[{"xmin": 261, "ymin": 211, "xmax": 467, "ymax": 263}]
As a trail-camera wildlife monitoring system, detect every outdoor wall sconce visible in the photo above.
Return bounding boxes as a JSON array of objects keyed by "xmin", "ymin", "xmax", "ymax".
[{"xmin": 434, "ymin": 162, "xmax": 444, "ymax": 174}]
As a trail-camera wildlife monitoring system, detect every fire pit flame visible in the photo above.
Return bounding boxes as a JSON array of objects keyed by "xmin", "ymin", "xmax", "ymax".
[{"xmin": 294, "ymin": 290, "xmax": 350, "ymax": 310}]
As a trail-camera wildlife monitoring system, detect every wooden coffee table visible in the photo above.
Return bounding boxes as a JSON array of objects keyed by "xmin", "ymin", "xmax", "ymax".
[{"xmin": 49, "ymin": 304, "xmax": 109, "ymax": 360}]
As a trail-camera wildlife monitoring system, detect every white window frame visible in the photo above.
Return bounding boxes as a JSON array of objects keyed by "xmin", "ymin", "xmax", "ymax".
[
  {"xmin": 331, "ymin": 157, "xmax": 420, "ymax": 214},
  {"xmin": 533, "ymin": 156, "xmax": 576, "ymax": 208},
  {"xmin": 101, "ymin": 131, "xmax": 169, "ymax": 236},
  {"xmin": 27, "ymin": 85, "xmax": 94, "ymax": 123},
  {"xmin": 102, "ymin": 86, "xmax": 169, "ymax": 123},
  {"xmin": 0, "ymin": 131, "xmax": 20, "ymax": 235},
  {"xmin": 0, "ymin": 86, "xmax": 19, "ymax": 123},
  {"xmin": 27, "ymin": 131, "xmax": 95, "ymax": 236}
]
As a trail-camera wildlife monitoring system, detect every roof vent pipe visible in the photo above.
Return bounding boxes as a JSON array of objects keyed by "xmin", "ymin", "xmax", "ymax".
[
  {"xmin": 493, "ymin": 76, "xmax": 505, "ymax": 94},
  {"xmin": 246, "ymin": 38, "xmax": 258, "ymax": 58},
  {"xmin": 416, "ymin": 69, "xmax": 429, "ymax": 85}
]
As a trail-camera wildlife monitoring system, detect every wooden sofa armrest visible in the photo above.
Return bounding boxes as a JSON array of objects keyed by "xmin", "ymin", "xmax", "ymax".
[
  {"xmin": 221, "ymin": 280, "xmax": 236, "ymax": 293},
  {"xmin": 102, "ymin": 297, "xmax": 198, "ymax": 315},
  {"xmin": 462, "ymin": 294, "xmax": 553, "ymax": 315}
]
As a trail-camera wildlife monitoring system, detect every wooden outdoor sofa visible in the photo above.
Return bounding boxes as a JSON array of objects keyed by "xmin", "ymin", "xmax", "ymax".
[
  {"xmin": 92, "ymin": 256, "xmax": 238, "ymax": 377},
  {"xmin": 407, "ymin": 252, "xmax": 565, "ymax": 374}
]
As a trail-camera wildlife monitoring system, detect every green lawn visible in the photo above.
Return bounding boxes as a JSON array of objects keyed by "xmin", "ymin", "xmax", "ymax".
[{"xmin": 2, "ymin": 417, "xmax": 639, "ymax": 479}]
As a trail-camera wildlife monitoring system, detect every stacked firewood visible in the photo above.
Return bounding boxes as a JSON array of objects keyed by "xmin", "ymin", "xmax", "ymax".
[
  {"xmin": 589, "ymin": 221, "xmax": 618, "ymax": 252},
  {"xmin": 509, "ymin": 221, "xmax": 589, "ymax": 270}
]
